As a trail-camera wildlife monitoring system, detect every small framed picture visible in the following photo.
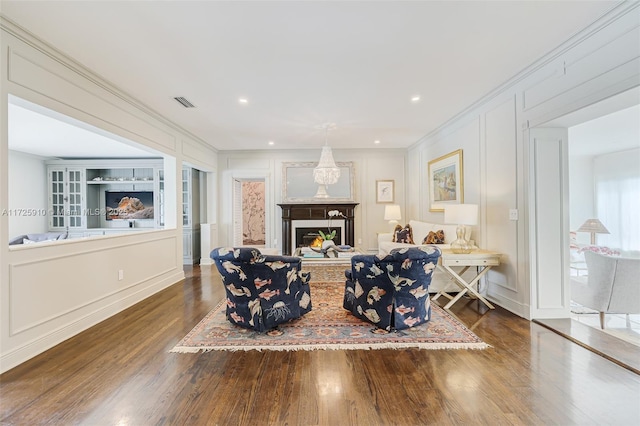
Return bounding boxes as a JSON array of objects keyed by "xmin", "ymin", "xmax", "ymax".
[{"xmin": 376, "ymin": 180, "xmax": 394, "ymax": 203}]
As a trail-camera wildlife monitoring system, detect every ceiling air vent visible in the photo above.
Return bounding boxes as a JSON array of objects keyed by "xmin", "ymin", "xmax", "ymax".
[{"xmin": 174, "ymin": 96, "xmax": 196, "ymax": 108}]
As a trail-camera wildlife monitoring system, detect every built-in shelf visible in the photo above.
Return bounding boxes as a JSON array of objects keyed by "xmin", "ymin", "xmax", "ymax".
[{"xmin": 87, "ymin": 180, "xmax": 154, "ymax": 184}]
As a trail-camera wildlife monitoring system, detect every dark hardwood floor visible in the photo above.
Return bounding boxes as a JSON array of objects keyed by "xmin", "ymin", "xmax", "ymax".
[{"xmin": 2, "ymin": 265, "xmax": 639, "ymax": 425}]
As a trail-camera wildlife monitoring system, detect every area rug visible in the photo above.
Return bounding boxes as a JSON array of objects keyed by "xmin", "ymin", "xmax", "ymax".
[
  {"xmin": 171, "ymin": 282, "xmax": 489, "ymax": 352},
  {"xmin": 301, "ymin": 263, "xmax": 350, "ymax": 282}
]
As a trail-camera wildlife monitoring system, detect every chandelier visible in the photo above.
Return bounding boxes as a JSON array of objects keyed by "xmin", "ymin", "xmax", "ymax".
[{"xmin": 313, "ymin": 123, "xmax": 340, "ymax": 198}]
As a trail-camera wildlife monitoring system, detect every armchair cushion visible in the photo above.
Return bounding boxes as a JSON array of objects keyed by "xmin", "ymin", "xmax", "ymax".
[
  {"xmin": 343, "ymin": 246, "xmax": 441, "ymax": 331},
  {"xmin": 9, "ymin": 232, "xmax": 68, "ymax": 245},
  {"xmin": 210, "ymin": 247, "xmax": 312, "ymax": 332}
]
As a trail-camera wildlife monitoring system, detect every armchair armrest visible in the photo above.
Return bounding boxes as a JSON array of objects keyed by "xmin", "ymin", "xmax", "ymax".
[{"xmin": 345, "ymin": 269, "xmax": 353, "ymax": 281}]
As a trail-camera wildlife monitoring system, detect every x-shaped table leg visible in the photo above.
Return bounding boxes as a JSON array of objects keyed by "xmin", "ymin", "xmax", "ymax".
[{"xmin": 437, "ymin": 264, "xmax": 495, "ymax": 310}]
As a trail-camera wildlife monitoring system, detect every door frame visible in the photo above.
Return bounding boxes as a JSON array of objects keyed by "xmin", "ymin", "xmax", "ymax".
[{"xmin": 526, "ymin": 127, "xmax": 571, "ymax": 319}]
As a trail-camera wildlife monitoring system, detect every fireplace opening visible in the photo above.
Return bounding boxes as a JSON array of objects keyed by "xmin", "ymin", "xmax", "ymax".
[{"xmin": 295, "ymin": 227, "xmax": 342, "ymax": 249}]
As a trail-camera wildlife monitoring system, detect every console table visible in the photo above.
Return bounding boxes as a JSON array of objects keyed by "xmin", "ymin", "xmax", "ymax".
[{"xmin": 432, "ymin": 249, "xmax": 501, "ymax": 310}]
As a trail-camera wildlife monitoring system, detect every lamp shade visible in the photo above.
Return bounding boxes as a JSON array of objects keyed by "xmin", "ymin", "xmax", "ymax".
[
  {"xmin": 444, "ymin": 204, "xmax": 478, "ymax": 226},
  {"xmin": 384, "ymin": 204, "xmax": 402, "ymax": 221},
  {"xmin": 577, "ymin": 218, "xmax": 609, "ymax": 234}
]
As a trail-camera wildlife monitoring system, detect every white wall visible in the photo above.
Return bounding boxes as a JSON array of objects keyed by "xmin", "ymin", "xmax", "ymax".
[
  {"xmin": 568, "ymin": 154, "xmax": 595, "ymax": 245},
  {"xmin": 0, "ymin": 18, "xmax": 218, "ymax": 373},
  {"xmin": 594, "ymin": 147, "xmax": 640, "ymax": 249},
  {"xmin": 217, "ymin": 149, "xmax": 406, "ymax": 253},
  {"xmin": 7, "ymin": 150, "xmax": 48, "ymax": 237},
  {"xmin": 408, "ymin": 2, "xmax": 639, "ymax": 319}
]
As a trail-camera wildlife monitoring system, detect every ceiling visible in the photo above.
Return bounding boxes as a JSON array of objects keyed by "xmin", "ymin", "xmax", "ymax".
[
  {"xmin": 0, "ymin": 0, "xmax": 625, "ymax": 152},
  {"xmin": 547, "ymin": 87, "xmax": 640, "ymax": 157},
  {"xmin": 8, "ymin": 96, "xmax": 159, "ymax": 158}
]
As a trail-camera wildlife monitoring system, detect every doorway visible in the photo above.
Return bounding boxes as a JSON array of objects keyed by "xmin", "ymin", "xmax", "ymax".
[
  {"xmin": 533, "ymin": 88, "xmax": 640, "ymax": 370},
  {"xmin": 233, "ymin": 179, "xmax": 266, "ymax": 246}
]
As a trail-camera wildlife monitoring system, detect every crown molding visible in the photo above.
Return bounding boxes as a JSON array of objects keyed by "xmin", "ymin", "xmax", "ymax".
[{"xmin": 0, "ymin": 14, "xmax": 217, "ymax": 154}]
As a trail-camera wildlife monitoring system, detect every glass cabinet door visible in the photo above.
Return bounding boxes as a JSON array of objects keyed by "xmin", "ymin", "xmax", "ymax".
[
  {"xmin": 182, "ymin": 168, "xmax": 190, "ymax": 227},
  {"xmin": 49, "ymin": 169, "xmax": 65, "ymax": 229},
  {"xmin": 66, "ymin": 169, "xmax": 84, "ymax": 228},
  {"xmin": 157, "ymin": 169, "xmax": 165, "ymax": 227},
  {"xmin": 48, "ymin": 167, "xmax": 85, "ymax": 230}
]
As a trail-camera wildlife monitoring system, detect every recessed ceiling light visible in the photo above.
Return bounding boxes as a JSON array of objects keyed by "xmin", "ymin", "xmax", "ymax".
[
  {"xmin": 268, "ymin": 141, "xmax": 275, "ymax": 146},
  {"xmin": 411, "ymin": 95, "xmax": 421, "ymax": 103},
  {"xmin": 374, "ymin": 140, "xmax": 381, "ymax": 144},
  {"xmin": 238, "ymin": 98, "xmax": 248, "ymax": 104}
]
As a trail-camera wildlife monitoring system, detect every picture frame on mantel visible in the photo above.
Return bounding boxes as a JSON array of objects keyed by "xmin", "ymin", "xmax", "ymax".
[
  {"xmin": 282, "ymin": 161, "xmax": 355, "ymax": 202},
  {"xmin": 428, "ymin": 149, "xmax": 463, "ymax": 212},
  {"xmin": 376, "ymin": 180, "xmax": 394, "ymax": 203}
]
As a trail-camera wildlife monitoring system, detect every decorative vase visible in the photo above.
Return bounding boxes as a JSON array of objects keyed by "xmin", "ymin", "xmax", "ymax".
[
  {"xmin": 321, "ymin": 239, "xmax": 336, "ymax": 251},
  {"xmin": 451, "ymin": 225, "xmax": 473, "ymax": 254}
]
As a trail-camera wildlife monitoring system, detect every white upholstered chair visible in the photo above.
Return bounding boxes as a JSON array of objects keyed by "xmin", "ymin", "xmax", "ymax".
[{"xmin": 571, "ymin": 250, "xmax": 640, "ymax": 329}]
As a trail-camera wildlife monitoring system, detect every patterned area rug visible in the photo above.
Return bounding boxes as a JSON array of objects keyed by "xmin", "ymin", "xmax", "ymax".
[
  {"xmin": 171, "ymin": 281, "xmax": 489, "ymax": 352},
  {"xmin": 301, "ymin": 263, "xmax": 350, "ymax": 282}
]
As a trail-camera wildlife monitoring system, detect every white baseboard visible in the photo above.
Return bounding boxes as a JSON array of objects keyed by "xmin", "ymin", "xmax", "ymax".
[{"xmin": 486, "ymin": 291, "xmax": 530, "ymax": 320}]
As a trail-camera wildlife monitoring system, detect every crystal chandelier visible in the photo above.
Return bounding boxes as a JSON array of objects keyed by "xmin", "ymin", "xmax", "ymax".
[{"xmin": 313, "ymin": 123, "xmax": 340, "ymax": 198}]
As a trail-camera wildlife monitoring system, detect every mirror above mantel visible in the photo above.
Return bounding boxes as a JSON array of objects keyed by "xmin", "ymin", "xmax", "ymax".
[{"xmin": 282, "ymin": 161, "xmax": 355, "ymax": 203}]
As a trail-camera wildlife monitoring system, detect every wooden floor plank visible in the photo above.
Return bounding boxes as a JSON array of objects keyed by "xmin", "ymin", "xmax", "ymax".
[{"xmin": 1, "ymin": 266, "xmax": 639, "ymax": 425}]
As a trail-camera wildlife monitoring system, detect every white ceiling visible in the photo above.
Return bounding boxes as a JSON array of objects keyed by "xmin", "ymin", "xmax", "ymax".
[
  {"xmin": 8, "ymin": 97, "xmax": 161, "ymax": 158},
  {"xmin": 569, "ymin": 104, "xmax": 640, "ymax": 157},
  {"xmin": 546, "ymin": 87, "xmax": 640, "ymax": 157},
  {"xmin": 0, "ymin": 0, "xmax": 626, "ymax": 152}
]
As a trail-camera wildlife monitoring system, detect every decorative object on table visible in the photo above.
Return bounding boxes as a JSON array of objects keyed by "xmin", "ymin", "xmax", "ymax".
[
  {"xmin": 376, "ymin": 180, "xmax": 395, "ymax": 203},
  {"xmin": 383, "ymin": 204, "xmax": 401, "ymax": 228},
  {"xmin": 306, "ymin": 210, "xmax": 354, "ymax": 258},
  {"xmin": 309, "ymin": 243, "xmax": 354, "ymax": 258},
  {"xmin": 170, "ymin": 276, "xmax": 488, "ymax": 353},
  {"xmin": 577, "ymin": 218, "xmax": 610, "ymax": 245},
  {"xmin": 343, "ymin": 247, "xmax": 442, "ymax": 331},
  {"xmin": 444, "ymin": 203, "xmax": 478, "ymax": 254},
  {"xmin": 313, "ymin": 122, "xmax": 340, "ymax": 198},
  {"xmin": 578, "ymin": 245, "xmax": 620, "ymax": 257},
  {"xmin": 209, "ymin": 247, "xmax": 312, "ymax": 332},
  {"xmin": 428, "ymin": 149, "xmax": 463, "ymax": 211}
]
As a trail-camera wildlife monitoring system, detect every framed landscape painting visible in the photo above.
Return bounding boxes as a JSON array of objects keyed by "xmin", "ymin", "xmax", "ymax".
[{"xmin": 428, "ymin": 149, "xmax": 463, "ymax": 211}]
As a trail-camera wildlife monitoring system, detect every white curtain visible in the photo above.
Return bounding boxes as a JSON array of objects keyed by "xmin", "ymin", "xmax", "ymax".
[{"xmin": 595, "ymin": 148, "xmax": 640, "ymax": 251}]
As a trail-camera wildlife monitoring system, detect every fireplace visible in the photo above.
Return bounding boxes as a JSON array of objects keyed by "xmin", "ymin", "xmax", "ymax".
[
  {"xmin": 295, "ymin": 227, "xmax": 343, "ymax": 249},
  {"xmin": 278, "ymin": 203, "xmax": 358, "ymax": 255}
]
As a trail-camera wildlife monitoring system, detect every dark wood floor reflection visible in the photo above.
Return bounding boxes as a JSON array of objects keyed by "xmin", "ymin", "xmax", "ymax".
[
  {"xmin": 535, "ymin": 317, "xmax": 640, "ymax": 374},
  {"xmin": 2, "ymin": 265, "xmax": 639, "ymax": 425}
]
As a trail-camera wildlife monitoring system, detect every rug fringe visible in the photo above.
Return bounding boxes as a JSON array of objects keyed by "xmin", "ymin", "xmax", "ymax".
[{"xmin": 170, "ymin": 342, "xmax": 490, "ymax": 353}]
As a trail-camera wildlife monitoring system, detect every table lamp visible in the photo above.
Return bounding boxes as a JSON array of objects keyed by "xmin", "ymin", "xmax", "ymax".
[
  {"xmin": 384, "ymin": 204, "xmax": 402, "ymax": 228},
  {"xmin": 577, "ymin": 218, "xmax": 609, "ymax": 245},
  {"xmin": 444, "ymin": 203, "xmax": 478, "ymax": 254}
]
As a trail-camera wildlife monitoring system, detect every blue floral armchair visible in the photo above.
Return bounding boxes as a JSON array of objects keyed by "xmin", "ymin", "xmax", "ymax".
[
  {"xmin": 210, "ymin": 247, "xmax": 312, "ymax": 332},
  {"xmin": 343, "ymin": 246, "xmax": 441, "ymax": 331}
]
